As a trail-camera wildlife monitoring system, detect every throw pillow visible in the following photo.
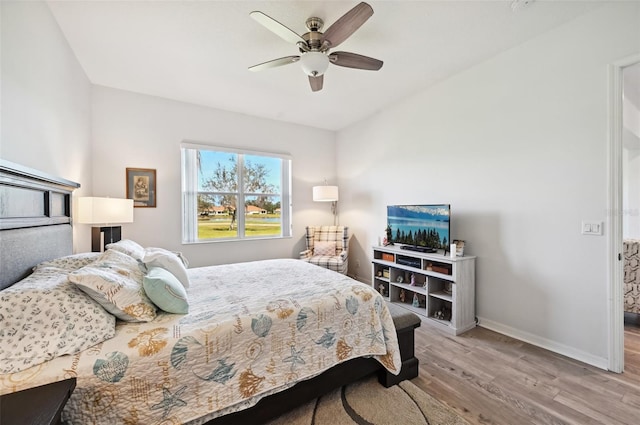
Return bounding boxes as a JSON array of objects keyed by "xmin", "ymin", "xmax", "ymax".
[
  {"xmin": 69, "ymin": 249, "xmax": 157, "ymax": 322},
  {"xmin": 105, "ymin": 239, "xmax": 145, "ymax": 261},
  {"xmin": 141, "ymin": 247, "xmax": 190, "ymax": 288},
  {"xmin": 0, "ymin": 268, "xmax": 115, "ymax": 374},
  {"xmin": 314, "ymin": 241, "xmax": 337, "ymax": 256},
  {"xmin": 143, "ymin": 267, "xmax": 189, "ymax": 314}
]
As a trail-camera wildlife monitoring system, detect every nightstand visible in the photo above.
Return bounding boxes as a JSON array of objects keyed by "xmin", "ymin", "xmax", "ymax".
[{"xmin": 0, "ymin": 378, "xmax": 76, "ymax": 425}]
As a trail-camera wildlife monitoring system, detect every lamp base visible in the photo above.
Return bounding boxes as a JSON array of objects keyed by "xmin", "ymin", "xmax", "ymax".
[{"xmin": 91, "ymin": 226, "xmax": 122, "ymax": 252}]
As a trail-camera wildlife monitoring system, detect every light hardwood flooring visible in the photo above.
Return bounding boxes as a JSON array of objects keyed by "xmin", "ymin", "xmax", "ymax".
[{"xmin": 409, "ymin": 316, "xmax": 640, "ymax": 425}]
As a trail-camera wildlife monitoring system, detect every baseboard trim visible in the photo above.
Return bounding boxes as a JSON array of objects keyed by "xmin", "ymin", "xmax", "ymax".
[{"xmin": 477, "ymin": 316, "xmax": 609, "ymax": 371}]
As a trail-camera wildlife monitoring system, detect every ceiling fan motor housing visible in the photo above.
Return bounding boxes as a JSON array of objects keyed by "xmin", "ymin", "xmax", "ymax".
[{"xmin": 301, "ymin": 23, "xmax": 326, "ymax": 52}]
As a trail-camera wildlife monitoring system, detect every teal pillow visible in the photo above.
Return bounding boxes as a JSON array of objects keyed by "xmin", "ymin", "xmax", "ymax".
[{"xmin": 142, "ymin": 267, "xmax": 189, "ymax": 314}]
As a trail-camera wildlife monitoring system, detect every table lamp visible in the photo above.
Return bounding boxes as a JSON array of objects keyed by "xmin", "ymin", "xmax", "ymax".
[{"xmin": 77, "ymin": 197, "xmax": 134, "ymax": 252}]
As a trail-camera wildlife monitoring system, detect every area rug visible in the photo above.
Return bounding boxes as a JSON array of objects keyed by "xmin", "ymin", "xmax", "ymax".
[{"xmin": 265, "ymin": 375, "xmax": 470, "ymax": 425}]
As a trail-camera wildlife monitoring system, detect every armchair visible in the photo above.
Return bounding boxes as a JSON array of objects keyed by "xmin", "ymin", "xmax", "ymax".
[{"xmin": 300, "ymin": 225, "xmax": 349, "ymax": 275}]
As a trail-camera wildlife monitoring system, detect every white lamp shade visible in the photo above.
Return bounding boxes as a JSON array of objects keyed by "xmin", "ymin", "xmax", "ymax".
[
  {"xmin": 313, "ymin": 185, "xmax": 339, "ymax": 202},
  {"xmin": 300, "ymin": 52, "xmax": 330, "ymax": 76},
  {"xmin": 77, "ymin": 197, "xmax": 134, "ymax": 224}
]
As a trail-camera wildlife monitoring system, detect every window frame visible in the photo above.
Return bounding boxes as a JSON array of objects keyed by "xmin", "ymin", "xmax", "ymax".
[{"xmin": 181, "ymin": 142, "xmax": 292, "ymax": 243}]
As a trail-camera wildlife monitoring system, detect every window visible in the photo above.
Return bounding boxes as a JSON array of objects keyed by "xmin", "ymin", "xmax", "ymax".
[{"xmin": 181, "ymin": 144, "xmax": 292, "ymax": 243}]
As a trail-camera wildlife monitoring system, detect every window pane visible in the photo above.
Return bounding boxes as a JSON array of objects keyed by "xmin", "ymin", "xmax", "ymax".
[
  {"xmin": 243, "ymin": 155, "xmax": 281, "ymax": 194},
  {"xmin": 244, "ymin": 195, "xmax": 281, "ymax": 237},
  {"xmin": 197, "ymin": 194, "xmax": 238, "ymax": 239},
  {"xmin": 182, "ymin": 144, "xmax": 291, "ymax": 243},
  {"xmin": 198, "ymin": 150, "xmax": 238, "ymax": 192}
]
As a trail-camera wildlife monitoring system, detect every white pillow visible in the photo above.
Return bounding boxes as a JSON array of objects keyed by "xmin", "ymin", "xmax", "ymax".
[
  {"xmin": 314, "ymin": 241, "xmax": 337, "ymax": 256},
  {"xmin": 142, "ymin": 247, "xmax": 190, "ymax": 288},
  {"xmin": 69, "ymin": 249, "xmax": 157, "ymax": 322},
  {"xmin": 105, "ymin": 239, "xmax": 145, "ymax": 261},
  {"xmin": 0, "ymin": 268, "xmax": 116, "ymax": 374}
]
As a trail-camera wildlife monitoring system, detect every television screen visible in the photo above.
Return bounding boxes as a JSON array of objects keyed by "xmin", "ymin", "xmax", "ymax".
[{"xmin": 387, "ymin": 204, "xmax": 450, "ymax": 251}]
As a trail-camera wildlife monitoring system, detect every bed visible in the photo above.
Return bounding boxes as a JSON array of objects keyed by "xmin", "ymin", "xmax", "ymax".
[{"xmin": 0, "ymin": 160, "xmax": 408, "ymax": 424}]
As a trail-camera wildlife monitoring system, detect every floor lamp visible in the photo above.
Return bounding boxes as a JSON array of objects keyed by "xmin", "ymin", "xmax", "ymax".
[{"xmin": 77, "ymin": 197, "xmax": 134, "ymax": 252}]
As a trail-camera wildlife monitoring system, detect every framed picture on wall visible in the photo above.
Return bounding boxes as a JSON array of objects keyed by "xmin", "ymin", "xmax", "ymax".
[{"xmin": 126, "ymin": 168, "xmax": 156, "ymax": 208}]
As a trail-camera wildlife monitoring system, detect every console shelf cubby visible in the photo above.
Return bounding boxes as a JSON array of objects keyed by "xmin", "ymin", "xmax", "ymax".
[{"xmin": 372, "ymin": 245, "xmax": 476, "ymax": 335}]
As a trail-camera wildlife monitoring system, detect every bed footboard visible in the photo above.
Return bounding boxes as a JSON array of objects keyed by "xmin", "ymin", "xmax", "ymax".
[{"xmin": 379, "ymin": 302, "xmax": 421, "ymax": 387}]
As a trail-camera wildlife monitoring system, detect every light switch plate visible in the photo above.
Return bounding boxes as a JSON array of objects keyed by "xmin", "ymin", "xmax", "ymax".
[{"xmin": 582, "ymin": 221, "xmax": 603, "ymax": 235}]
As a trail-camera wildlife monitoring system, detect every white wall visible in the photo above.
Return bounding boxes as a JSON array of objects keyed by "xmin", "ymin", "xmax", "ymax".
[
  {"xmin": 91, "ymin": 86, "xmax": 336, "ymax": 267},
  {"xmin": 1, "ymin": 0, "xmax": 93, "ymax": 249},
  {"xmin": 337, "ymin": 3, "xmax": 640, "ymax": 367}
]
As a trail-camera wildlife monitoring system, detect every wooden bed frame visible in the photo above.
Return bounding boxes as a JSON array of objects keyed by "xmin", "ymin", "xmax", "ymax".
[{"xmin": 0, "ymin": 159, "xmax": 420, "ymax": 424}]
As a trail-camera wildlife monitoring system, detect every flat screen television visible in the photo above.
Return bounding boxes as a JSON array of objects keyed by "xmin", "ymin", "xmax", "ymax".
[{"xmin": 386, "ymin": 204, "xmax": 450, "ymax": 252}]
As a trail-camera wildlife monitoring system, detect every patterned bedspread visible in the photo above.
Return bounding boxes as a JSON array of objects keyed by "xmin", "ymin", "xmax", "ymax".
[{"xmin": 0, "ymin": 259, "xmax": 400, "ymax": 424}]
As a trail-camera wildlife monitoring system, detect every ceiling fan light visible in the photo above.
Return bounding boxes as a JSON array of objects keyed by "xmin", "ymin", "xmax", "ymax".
[{"xmin": 300, "ymin": 52, "xmax": 329, "ymax": 76}]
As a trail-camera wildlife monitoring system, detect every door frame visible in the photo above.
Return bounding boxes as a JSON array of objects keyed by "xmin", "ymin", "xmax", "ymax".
[{"xmin": 607, "ymin": 53, "xmax": 640, "ymax": 373}]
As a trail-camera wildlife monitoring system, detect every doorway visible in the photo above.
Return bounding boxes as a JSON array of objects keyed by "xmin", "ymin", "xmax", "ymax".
[{"xmin": 609, "ymin": 54, "xmax": 640, "ymax": 373}]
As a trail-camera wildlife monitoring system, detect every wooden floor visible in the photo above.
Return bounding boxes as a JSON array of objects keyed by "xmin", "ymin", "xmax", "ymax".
[{"xmin": 409, "ymin": 315, "xmax": 640, "ymax": 425}]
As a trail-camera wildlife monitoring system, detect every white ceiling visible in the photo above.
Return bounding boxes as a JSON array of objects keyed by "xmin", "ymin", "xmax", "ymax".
[{"xmin": 47, "ymin": 0, "xmax": 607, "ymax": 131}]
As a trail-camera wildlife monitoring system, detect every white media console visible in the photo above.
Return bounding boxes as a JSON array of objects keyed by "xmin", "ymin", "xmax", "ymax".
[{"xmin": 372, "ymin": 245, "xmax": 476, "ymax": 335}]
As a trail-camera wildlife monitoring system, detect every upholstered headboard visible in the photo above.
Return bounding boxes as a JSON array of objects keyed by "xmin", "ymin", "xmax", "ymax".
[{"xmin": 0, "ymin": 160, "xmax": 80, "ymax": 289}]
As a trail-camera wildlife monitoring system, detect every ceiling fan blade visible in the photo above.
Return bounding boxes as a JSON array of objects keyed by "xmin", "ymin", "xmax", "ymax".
[
  {"xmin": 321, "ymin": 2, "xmax": 373, "ymax": 49},
  {"xmin": 329, "ymin": 51, "xmax": 382, "ymax": 70},
  {"xmin": 309, "ymin": 75, "xmax": 324, "ymax": 92},
  {"xmin": 250, "ymin": 11, "xmax": 306, "ymax": 45},
  {"xmin": 249, "ymin": 56, "xmax": 300, "ymax": 72}
]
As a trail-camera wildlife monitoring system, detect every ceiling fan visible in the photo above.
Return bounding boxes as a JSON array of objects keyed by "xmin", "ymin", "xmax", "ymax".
[{"xmin": 248, "ymin": 2, "xmax": 383, "ymax": 92}]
